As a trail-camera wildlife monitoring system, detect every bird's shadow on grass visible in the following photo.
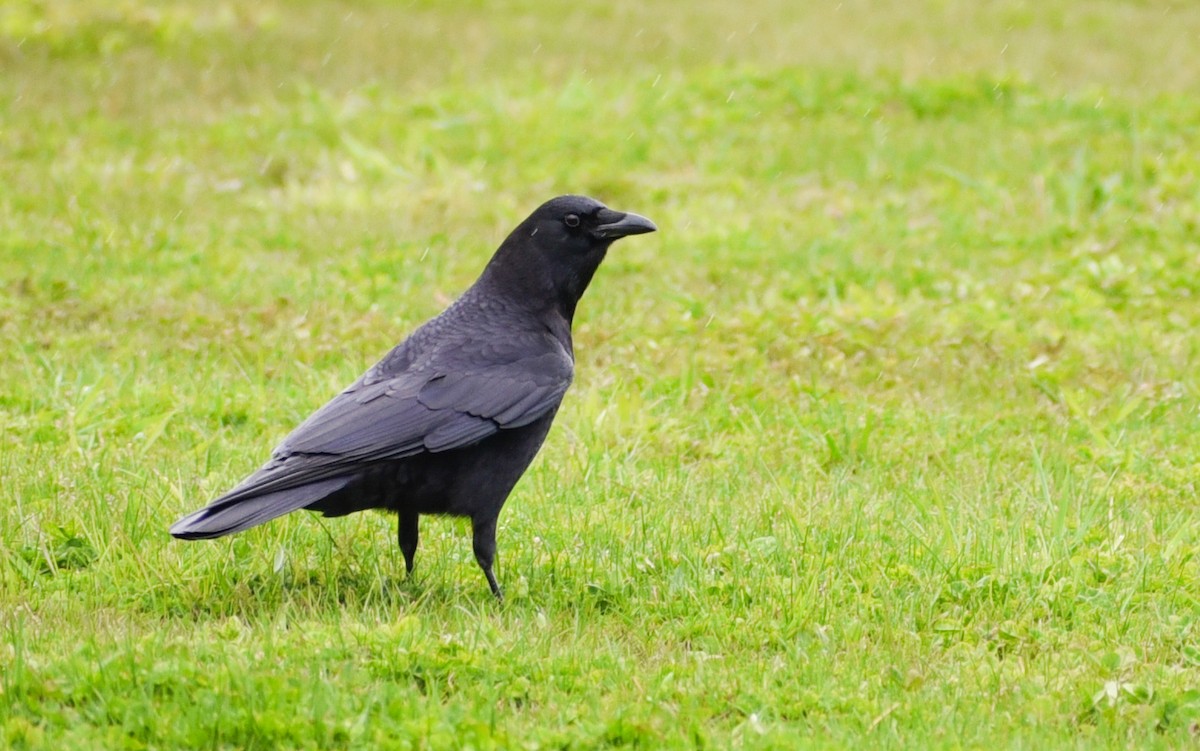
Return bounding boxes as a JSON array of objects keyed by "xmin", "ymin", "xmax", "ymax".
[
  {"xmin": 141, "ymin": 563, "xmax": 625, "ymax": 624},
  {"xmin": 140, "ymin": 563, "xmax": 499, "ymax": 623}
]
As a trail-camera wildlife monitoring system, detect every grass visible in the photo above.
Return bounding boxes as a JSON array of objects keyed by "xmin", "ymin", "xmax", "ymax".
[{"xmin": 3, "ymin": 0, "xmax": 1200, "ymax": 747}]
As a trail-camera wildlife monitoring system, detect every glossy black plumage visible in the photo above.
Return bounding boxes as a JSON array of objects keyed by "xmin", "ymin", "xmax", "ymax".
[{"xmin": 170, "ymin": 195, "xmax": 656, "ymax": 598}]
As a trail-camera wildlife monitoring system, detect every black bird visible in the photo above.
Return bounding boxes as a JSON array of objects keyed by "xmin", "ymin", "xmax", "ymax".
[{"xmin": 170, "ymin": 195, "xmax": 656, "ymax": 599}]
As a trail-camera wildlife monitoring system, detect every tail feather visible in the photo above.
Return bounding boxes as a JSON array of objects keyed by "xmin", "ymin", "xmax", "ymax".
[{"xmin": 170, "ymin": 475, "xmax": 355, "ymax": 540}]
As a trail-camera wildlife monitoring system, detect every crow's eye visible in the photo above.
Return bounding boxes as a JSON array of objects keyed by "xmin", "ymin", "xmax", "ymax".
[{"xmin": 563, "ymin": 214, "xmax": 580, "ymax": 228}]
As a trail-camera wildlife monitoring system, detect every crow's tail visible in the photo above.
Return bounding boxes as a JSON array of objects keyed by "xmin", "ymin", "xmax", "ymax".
[{"xmin": 170, "ymin": 475, "xmax": 355, "ymax": 540}]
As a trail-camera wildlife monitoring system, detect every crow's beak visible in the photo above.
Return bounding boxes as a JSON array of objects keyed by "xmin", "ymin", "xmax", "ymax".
[{"xmin": 593, "ymin": 210, "xmax": 658, "ymax": 240}]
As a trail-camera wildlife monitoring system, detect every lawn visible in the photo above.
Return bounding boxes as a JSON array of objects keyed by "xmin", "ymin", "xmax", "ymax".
[{"xmin": 2, "ymin": 0, "xmax": 1200, "ymax": 748}]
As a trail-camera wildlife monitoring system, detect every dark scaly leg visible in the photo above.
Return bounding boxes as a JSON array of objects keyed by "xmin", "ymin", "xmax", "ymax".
[
  {"xmin": 399, "ymin": 511, "xmax": 419, "ymax": 576},
  {"xmin": 472, "ymin": 515, "xmax": 502, "ymax": 601}
]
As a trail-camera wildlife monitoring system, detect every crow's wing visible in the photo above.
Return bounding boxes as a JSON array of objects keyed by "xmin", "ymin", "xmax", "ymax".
[
  {"xmin": 281, "ymin": 349, "xmax": 573, "ymax": 460},
  {"xmin": 169, "ymin": 322, "xmax": 574, "ymax": 539},
  {"xmin": 200, "ymin": 343, "xmax": 572, "ymax": 504}
]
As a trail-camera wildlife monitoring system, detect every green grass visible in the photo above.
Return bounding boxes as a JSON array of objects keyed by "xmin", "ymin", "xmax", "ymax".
[{"xmin": 3, "ymin": 0, "xmax": 1200, "ymax": 747}]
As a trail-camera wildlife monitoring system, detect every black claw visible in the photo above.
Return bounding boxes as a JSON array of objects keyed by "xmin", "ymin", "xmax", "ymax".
[
  {"xmin": 399, "ymin": 512, "xmax": 419, "ymax": 576},
  {"xmin": 472, "ymin": 516, "xmax": 502, "ymax": 601},
  {"xmin": 483, "ymin": 566, "xmax": 504, "ymax": 601}
]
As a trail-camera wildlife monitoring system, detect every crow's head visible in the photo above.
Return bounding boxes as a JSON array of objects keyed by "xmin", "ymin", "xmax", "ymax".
[
  {"xmin": 486, "ymin": 195, "xmax": 657, "ymax": 318},
  {"xmin": 523, "ymin": 194, "xmax": 657, "ymax": 248}
]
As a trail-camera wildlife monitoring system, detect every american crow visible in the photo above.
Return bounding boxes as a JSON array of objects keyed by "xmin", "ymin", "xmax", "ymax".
[{"xmin": 170, "ymin": 195, "xmax": 656, "ymax": 599}]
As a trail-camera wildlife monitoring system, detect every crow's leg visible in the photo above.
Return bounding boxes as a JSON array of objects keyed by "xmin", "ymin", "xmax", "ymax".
[
  {"xmin": 399, "ymin": 511, "xmax": 419, "ymax": 576},
  {"xmin": 471, "ymin": 515, "xmax": 502, "ymax": 601}
]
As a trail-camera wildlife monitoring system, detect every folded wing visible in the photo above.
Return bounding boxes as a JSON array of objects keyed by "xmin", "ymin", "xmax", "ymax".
[{"xmin": 169, "ymin": 345, "xmax": 573, "ymax": 539}]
